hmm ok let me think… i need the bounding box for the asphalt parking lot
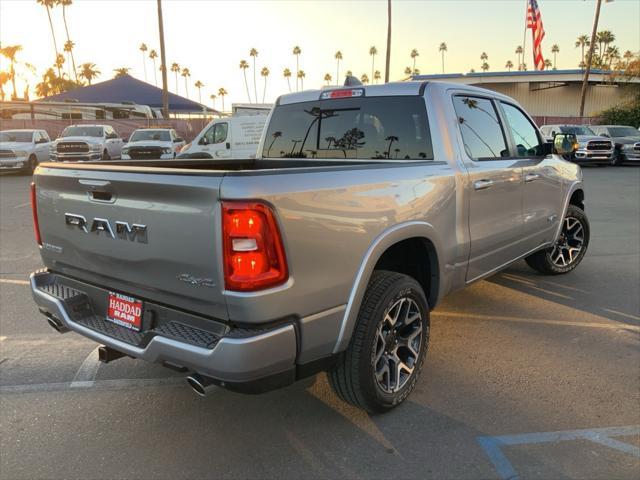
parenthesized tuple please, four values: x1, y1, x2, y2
(1, 166, 639, 479)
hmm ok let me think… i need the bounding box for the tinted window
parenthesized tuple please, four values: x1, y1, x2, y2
(453, 96, 508, 160)
(263, 96, 433, 160)
(560, 126, 595, 136)
(130, 130, 171, 142)
(61, 126, 103, 137)
(203, 123, 228, 144)
(607, 126, 639, 137)
(500, 103, 544, 156)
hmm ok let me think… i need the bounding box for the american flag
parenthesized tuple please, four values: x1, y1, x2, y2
(527, 0, 546, 70)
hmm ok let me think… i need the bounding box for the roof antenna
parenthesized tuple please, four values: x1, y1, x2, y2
(344, 75, 363, 87)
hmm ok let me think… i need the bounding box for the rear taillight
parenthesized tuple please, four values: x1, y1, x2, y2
(30, 182, 42, 246)
(222, 202, 288, 291)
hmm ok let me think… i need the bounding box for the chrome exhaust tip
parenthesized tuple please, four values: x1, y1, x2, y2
(46, 315, 69, 333)
(186, 374, 217, 397)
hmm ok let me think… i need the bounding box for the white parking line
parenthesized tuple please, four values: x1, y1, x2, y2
(13, 201, 30, 209)
(0, 278, 29, 285)
(601, 307, 640, 322)
(0, 377, 185, 395)
(434, 311, 640, 332)
(70, 346, 101, 388)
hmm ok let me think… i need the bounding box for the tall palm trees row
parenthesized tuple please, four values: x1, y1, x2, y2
(36, 0, 78, 80)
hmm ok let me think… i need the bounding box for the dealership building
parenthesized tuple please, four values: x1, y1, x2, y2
(413, 69, 639, 124)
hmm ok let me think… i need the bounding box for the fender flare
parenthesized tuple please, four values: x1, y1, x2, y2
(553, 180, 584, 242)
(332, 221, 443, 353)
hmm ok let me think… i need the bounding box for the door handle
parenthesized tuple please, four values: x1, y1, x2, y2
(525, 173, 541, 182)
(474, 179, 494, 191)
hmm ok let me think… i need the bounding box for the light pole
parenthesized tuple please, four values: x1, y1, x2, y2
(384, 0, 391, 83)
(157, 0, 169, 118)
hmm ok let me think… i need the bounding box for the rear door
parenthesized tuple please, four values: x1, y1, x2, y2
(498, 101, 562, 250)
(452, 94, 525, 282)
(35, 167, 227, 319)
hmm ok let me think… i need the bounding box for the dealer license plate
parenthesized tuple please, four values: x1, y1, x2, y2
(106, 292, 143, 331)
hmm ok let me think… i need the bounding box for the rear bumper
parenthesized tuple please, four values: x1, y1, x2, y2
(30, 270, 297, 384)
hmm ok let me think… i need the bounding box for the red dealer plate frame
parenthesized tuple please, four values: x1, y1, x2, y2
(106, 292, 143, 332)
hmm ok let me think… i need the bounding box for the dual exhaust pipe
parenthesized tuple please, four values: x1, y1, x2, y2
(186, 373, 217, 397)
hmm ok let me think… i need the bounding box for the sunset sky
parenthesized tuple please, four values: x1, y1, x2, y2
(1, 0, 638, 108)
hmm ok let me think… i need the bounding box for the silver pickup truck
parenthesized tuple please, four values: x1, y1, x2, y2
(29, 81, 589, 412)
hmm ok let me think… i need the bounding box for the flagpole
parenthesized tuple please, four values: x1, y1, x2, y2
(522, 0, 528, 70)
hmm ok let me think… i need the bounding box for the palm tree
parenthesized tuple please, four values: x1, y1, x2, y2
(334, 50, 342, 81)
(260, 67, 269, 103)
(209, 93, 217, 110)
(55, 53, 65, 77)
(606, 46, 620, 70)
(37, 0, 59, 64)
(505, 60, 514, 72)
(369, 46, 378, 80)
(267, 131, 282, 156)
(345, 70, 353, 77)
(113, 67, 130, 78)
(551, 44, 559, 69)
(181, 67, 191, 98)
(283, 68, 292, 92)
(597, 30, 615, 60)
(324, 73, 332, 85)
(374, 70, 381, 83)
(292, 45, 301, 91)
(413, 68, 420, 75)
(385, 135, 398, 158)
(575, 35, 590, 68)
(543, 58, 552, 70)
(297, 69, 305, 90)
(194, 80, 204, 103)
(249, 48, 258, 103)
(360, 73, 369, 84)
(63, 40, 74, 78)
(239, 59, 251, 102)
(623, 50, 633, 67)
(78, 62, 100, 84)
(410, 48, 419, 74)
(139, 43, 148, 81)
(149, 49, 158, 85)
(481, 62, 489, 72)
(439, 42, 447, 73)
(58, 0, 77, 81)
(0, 71, 10, 101)
(0, 44, 22, 99)
(170, 62, 180, 94)
(217, 87, 227, 112)
(404, 66, 412, 76)
(515, 45, 523, 70)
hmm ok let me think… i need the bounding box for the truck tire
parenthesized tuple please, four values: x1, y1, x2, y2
(328, 270, 429, 413)
(102, 150, 110, 160)
(525, 204, 589, 275)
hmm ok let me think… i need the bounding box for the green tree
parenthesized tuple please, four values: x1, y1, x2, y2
(139, 43, 148, 81)
(360, 73, 369, 84)
(515, 45, 523, 70)
(194, 79, 204, 103)
(239, 59, 251, 102)
(170, 62, 180, 94)
(551, 44, 559, 69)
(36, 0, 60, 65)
(481, 61, 489, 72)
(283, 68, 292, 92)
(334, 50, 342, 82)
(292, 45, 301, 91)
(410, 48, 419, 74)
(374, 70, 381, 83)
(181, 67, 190, 98)
(260, 66, 269, 103)
(113, 67, 130, 78)
(249, 48, 258, 103)
(36, 67, 81, 97)
(439, 42, 447, 73)
(324, 73, 332, 85)
(575, 34, 590, 68)
(505, 60, 514, 72)
(369, 46, 377, 81)
(217, 87, 227, 112)
(58, 0, 77, 81)
(78, 62, 100, 84)
(149, 49, 158, 85)
(544, 58, 552, 70)
(63, 40, 74, 78)
(404, 66, 412, 76)
(297, 69, 305, 90)
(0, 44, 22, 99)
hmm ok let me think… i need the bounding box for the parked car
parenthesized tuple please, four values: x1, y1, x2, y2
(591, 125, 640, 165)
(49, 124, 123, 162)
(179, 115, 267, 159)
(539, 124, 614, 166)
(30, 81, 588, 412)
(0, 129, 51, 174)
(121, 128, 185, 160)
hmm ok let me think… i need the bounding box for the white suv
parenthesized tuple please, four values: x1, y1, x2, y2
(50, 125, 123, 162)
(0, 129, 51, 174)
(121, 128, 185, 160)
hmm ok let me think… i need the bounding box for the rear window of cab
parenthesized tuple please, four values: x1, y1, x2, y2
(263, 96, 433, 160)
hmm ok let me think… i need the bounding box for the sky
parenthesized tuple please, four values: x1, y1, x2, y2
(1, 0, 639, 108)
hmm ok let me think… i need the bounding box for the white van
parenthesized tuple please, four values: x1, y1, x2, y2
(179, 115, 268, 159)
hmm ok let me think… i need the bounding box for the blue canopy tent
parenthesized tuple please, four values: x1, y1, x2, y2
(36, 75, 217, 115)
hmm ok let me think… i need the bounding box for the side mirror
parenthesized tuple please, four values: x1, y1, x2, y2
(198, 137, 209, 146)
(553, 133, 578, 155)
(122, 138, 129, 143)
(174, 137, 184, 143)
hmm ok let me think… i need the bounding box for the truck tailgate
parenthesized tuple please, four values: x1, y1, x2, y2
(34, 166, 227, 320)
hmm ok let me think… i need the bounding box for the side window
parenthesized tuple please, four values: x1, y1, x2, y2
(214, 123, 228, 143)
(500, 102, 544, 157)
(41, 131, 50, 142)
(453, 96, 509, 160)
